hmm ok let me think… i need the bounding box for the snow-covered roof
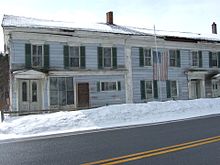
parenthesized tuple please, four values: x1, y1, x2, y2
(2, 14, 220, 42)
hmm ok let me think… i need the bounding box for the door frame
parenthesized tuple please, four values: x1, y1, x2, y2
(17, 79, 42, 111)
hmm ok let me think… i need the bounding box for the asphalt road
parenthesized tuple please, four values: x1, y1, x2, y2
(0, 115, 220, 165)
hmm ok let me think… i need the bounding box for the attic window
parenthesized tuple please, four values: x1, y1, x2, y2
(60, 29, 75, 33)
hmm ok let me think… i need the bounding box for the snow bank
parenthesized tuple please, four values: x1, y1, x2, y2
(0, 98, 220, 140)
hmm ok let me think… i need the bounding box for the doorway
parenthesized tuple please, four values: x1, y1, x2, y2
(77, 83, 90, 108)
(18, 79, 42, 111)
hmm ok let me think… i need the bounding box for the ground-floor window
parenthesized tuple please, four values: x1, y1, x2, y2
(140, 80, 158, 100)
(167, 80, 178, 98)
(50, 77, 74, 106)
(97, 81, 121, 92)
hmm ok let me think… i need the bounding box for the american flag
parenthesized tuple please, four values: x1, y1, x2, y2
(153, 50, 168, 81)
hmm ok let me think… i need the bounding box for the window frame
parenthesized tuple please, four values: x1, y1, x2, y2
(31, 44, 44, 68)
(211, 52, 218, 67)
(145, 80, 153, 99)
(192, 51, 199, 67)
(169, 49, 180, 67)
(144, 48, 152, 66)
(49, 77, 74, 106)
(69, 46, 81, 68)
(98, 81, 121, 92)
(103, 47, 113, 68)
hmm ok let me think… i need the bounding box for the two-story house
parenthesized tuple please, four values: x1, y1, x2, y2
(2, 12, 220, 112)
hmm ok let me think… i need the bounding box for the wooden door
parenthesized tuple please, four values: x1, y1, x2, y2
(77, 83, 89, 108)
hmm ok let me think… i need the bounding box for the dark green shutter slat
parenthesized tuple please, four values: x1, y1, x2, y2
(112, 47, 117, 69)
(80, 46, 86, 69)
(44, 44, 50, 69)
(166, 80, 171, 98)
(209, 52, 212, 68)
(153, 80, 158, 99)
(218, 52, 220, 68)
(140, 80, 146, 100)
(97, 82, 100, 92)
(177, 50, 181, 67)
(63, 45, 69, 69)
(139, 47, 144, 67)
(25, 44, 31, 69)
(117, 81, 121, 91)
(98, 47, 103, 69)
(199, 51, 202, 68)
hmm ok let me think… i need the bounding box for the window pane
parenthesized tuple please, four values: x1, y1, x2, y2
(38, 46, 42, 55)
(32, 45, 37, 55)
(50, 91, 58, 105)
(192, 52, 198, 66)
(212, 53, 218, 66)
(101, 82, 117, 91)
(50, 78, 57, 90)
(59, 78, 66, 91)
(59, 91, 66, 105)
(66, 77, 73, 91)
(22, 82, 27, 102)
(32, 82, 37, 102)
(171, 81, 177, 97)
(70, 58, 79, 67)
(145, 81, 153, 99)
(67, 91, 74, 104)
(144, 49, 151, 66)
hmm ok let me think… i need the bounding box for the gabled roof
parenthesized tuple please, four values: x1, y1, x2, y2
(2, 14, 220, 42)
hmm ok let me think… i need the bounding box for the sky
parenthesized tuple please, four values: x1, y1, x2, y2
(1, 0, 220, 52)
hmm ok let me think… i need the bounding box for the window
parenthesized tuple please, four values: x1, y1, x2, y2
(139, 48, 152, 66)
(69, 46, 80, 67)
(192, 51, 202, 67)
(63, 45, 85, 69)
(169, 50, 180, 67)
(98, 47, 117, 69)
(209, 52, 219, 67)
(104, 48, 112, 67)
(97, 81, 121, 92)
(145, 81, 153, 99)
(25, 44, 49, 69)
(167, 80, 178, 98)
(32, 45, 43, 67)
(140, 80, 158, 100)
(50, 77, 74, 106)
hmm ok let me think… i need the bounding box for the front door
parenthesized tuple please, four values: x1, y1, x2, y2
(77, 83, 89, 108)
(19, 80, 42, 111)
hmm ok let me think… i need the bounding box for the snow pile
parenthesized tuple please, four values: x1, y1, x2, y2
(0, 98, 220, 140)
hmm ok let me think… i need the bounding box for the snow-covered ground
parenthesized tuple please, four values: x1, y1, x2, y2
(0, 98, 220, 140)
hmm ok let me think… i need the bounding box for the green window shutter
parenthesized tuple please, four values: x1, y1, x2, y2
(177, 50, 181, 67)
(140, 80, 146, 100)
(139, 47, 144, 67)
(112, 47, 117, 69)
(80, 46, 86, 69)
(153, 80, 158, 99)
(63, 45, 69, 69)
(198, 51, 202, 68)
(117, 81, 121, 91)
(44, 44, 50, 69)
(25, 44, 31, 69)
(97, 82, 101, 92)
(218, 52, 220, 68)
(209, 52, 212, 68)
(166, 80, 171, 98)
(98, 47, 103, 69)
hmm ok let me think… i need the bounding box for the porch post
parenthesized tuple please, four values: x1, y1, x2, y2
(201, 79, 206, 98)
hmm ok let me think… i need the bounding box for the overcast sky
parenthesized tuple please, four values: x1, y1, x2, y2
(1, 0, 220, 52)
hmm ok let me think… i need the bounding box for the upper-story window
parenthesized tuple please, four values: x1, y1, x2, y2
(169, 49, 180, 67)
(192, 51, 202, 67)
(98, 47, 117, 69)
(209, 52, 220, 68)
(25, 44, 50, 69)
(139, 48, 152, 67)
(32, 45, 43, 67)
(63, 45, 85, 69)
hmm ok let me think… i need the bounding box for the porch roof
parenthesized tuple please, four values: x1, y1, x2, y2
(14, 70, 45, 79)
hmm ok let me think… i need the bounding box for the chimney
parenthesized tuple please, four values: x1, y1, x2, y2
(212, 22, 217, 34)
(106, 11, 113, 25)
